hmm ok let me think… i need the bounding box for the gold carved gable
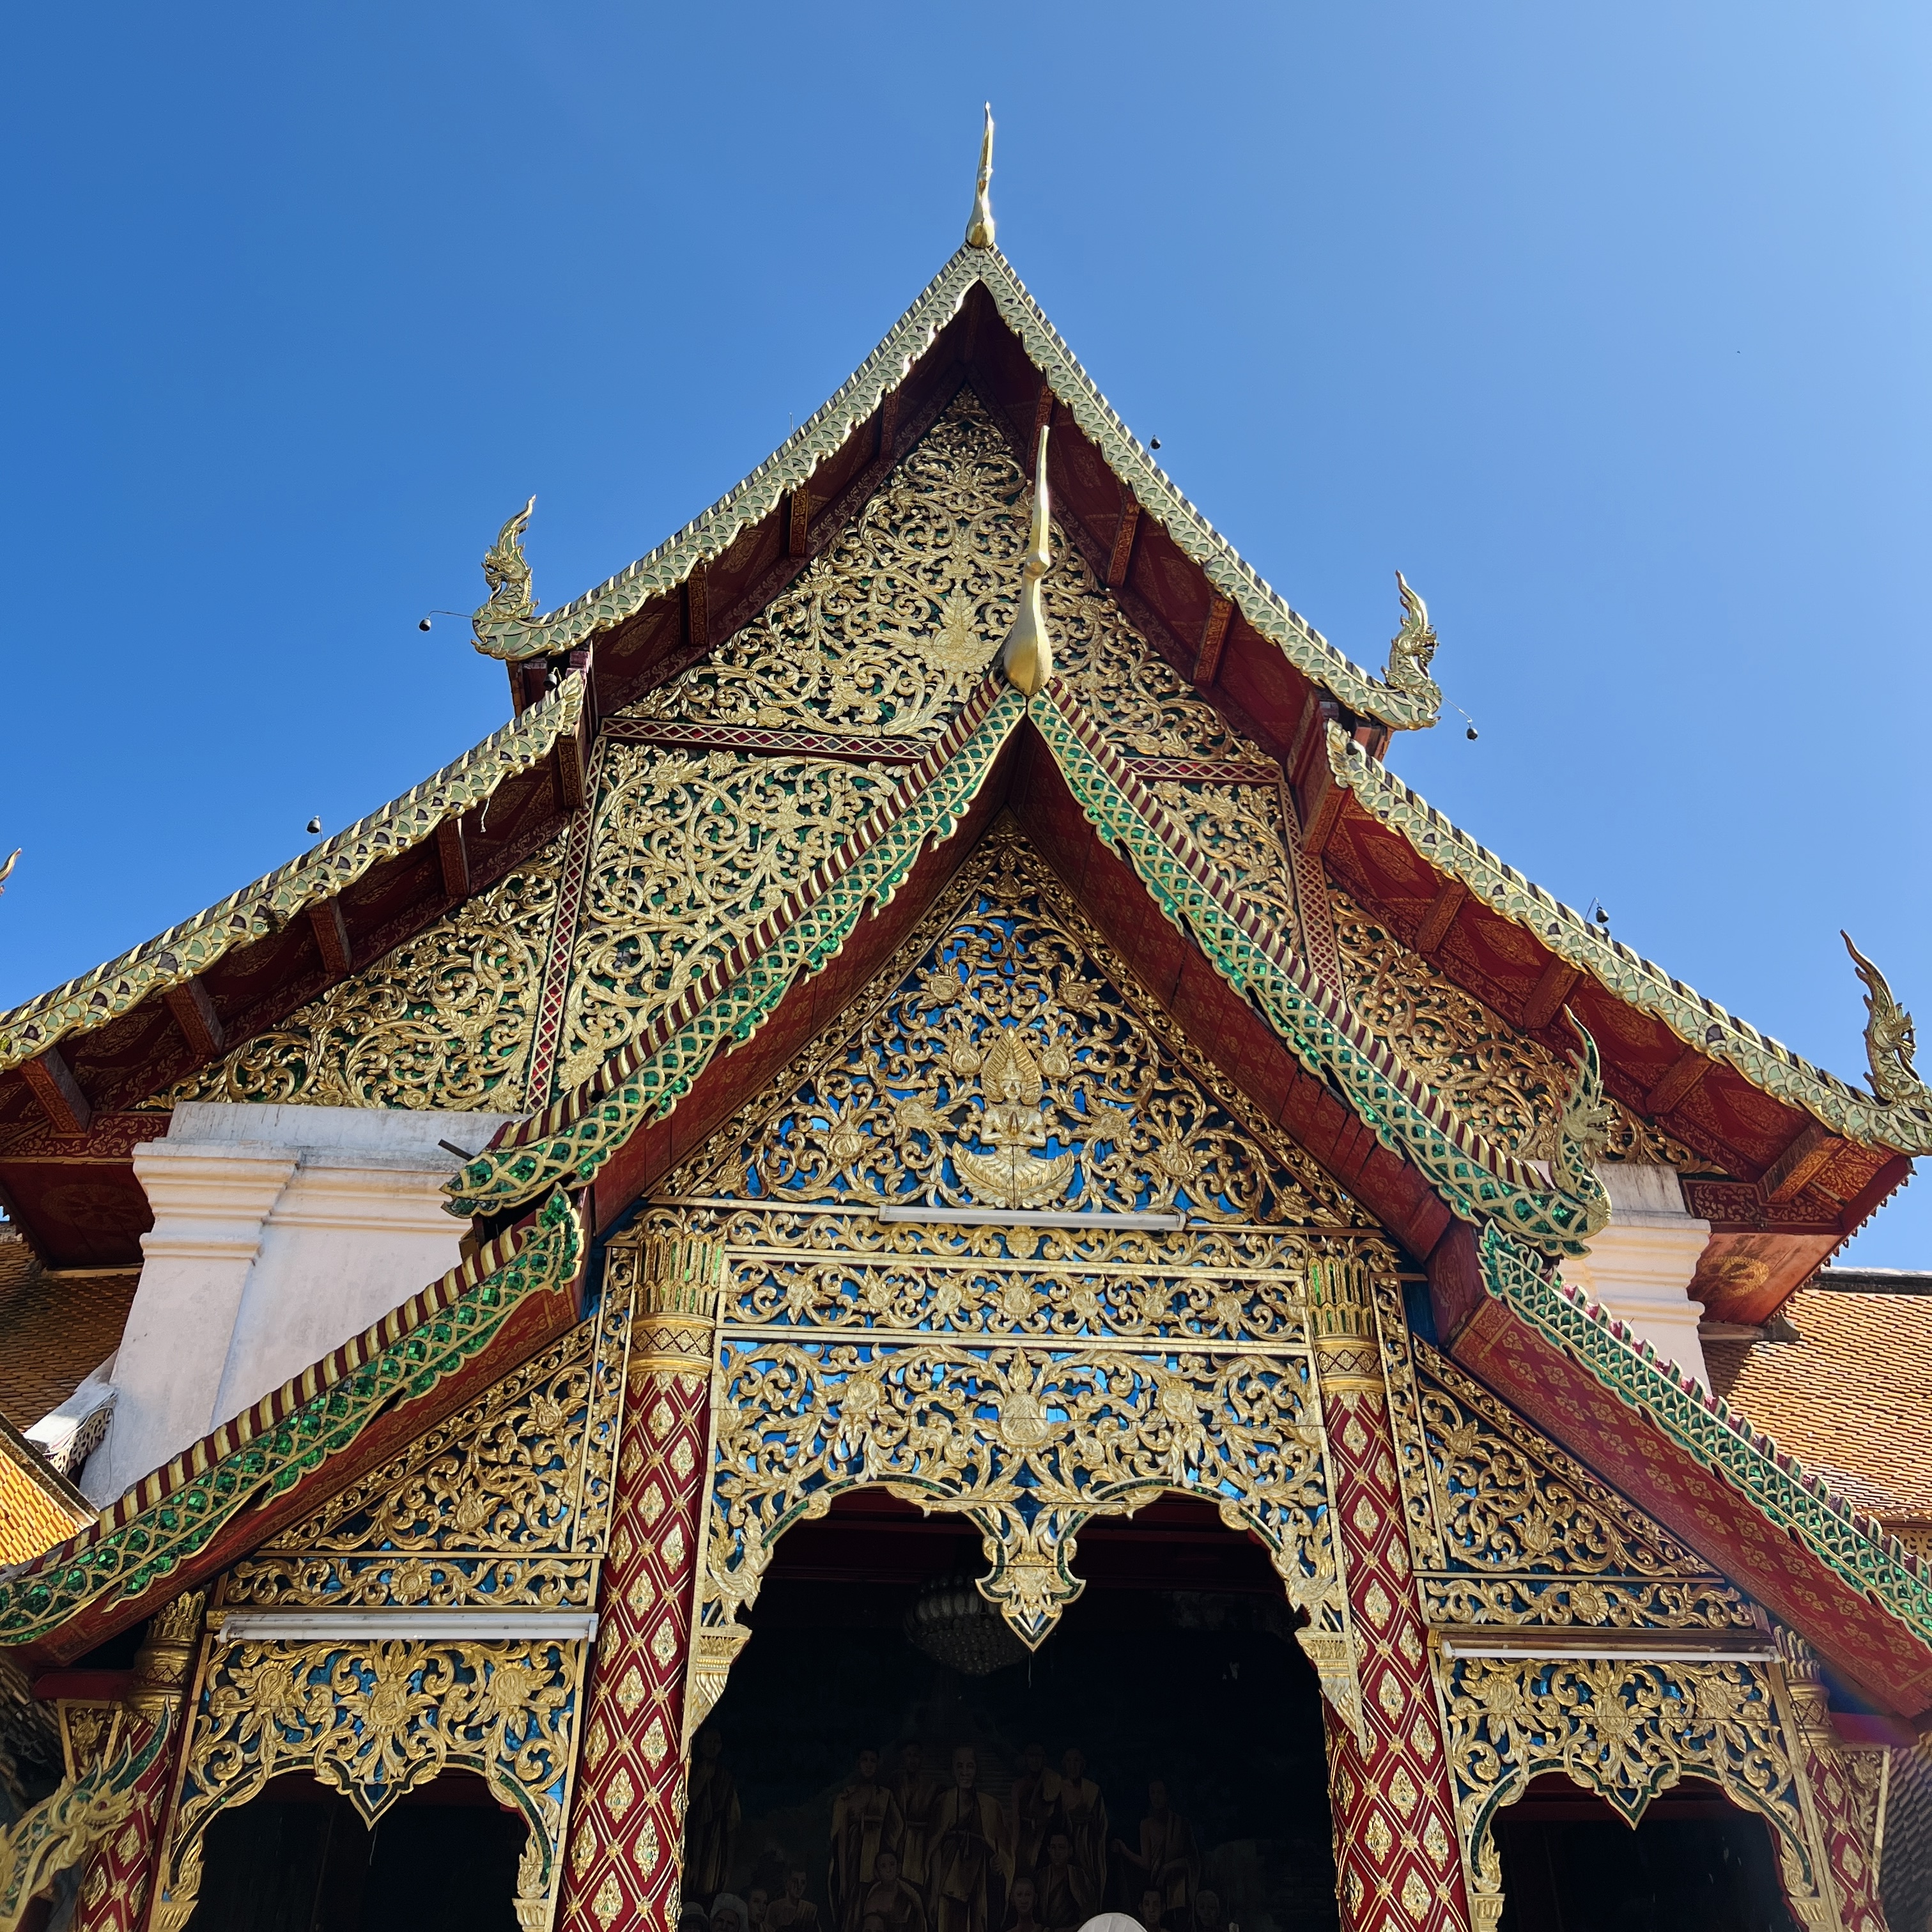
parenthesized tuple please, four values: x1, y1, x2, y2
(1407, 1338, 1758, 1632)
(1327, 886, 1711, 1170)
(222, 1310, 627, 1614)
(160, 834, 566, 1113)
(550, 747, 895, 1095)
(627, 385, 1260, 762)
(665, 821, 1367, 1228)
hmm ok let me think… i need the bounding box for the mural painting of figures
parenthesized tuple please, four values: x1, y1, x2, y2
(1052, 1749, 1109, 1910)
(688, 1729, 745, 1903)
(1035, 1829, 1095, 1932)
(1008, 1743, 1061, 1884)
(929, 1746, 1014, 1932)
(770, 1864, 823, 1931)
(1114, 1782, 1199, 1931)
(831, 1749, 906, 1931)
(1004, 1875, 1046, 1932)
(895, 1743, 943, 1892)
(862, 1848, 931, 1932)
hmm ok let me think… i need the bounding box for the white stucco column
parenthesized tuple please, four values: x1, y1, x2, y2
(91, 1102, 516, 1504)
(1557, 1164, 1713, 1386)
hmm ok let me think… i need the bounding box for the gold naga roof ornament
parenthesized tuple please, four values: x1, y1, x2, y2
(471, 496, 538, 648)
(965, 103, 996, 250)
(1842, 930, 1930, 1109)
(1000, 422, 1054, 694)
(0, 849, 17, 898)
(1384, 571, 1443, 723)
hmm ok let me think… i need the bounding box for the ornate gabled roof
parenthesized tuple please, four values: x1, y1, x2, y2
(1326, 725, 1932, 1157)
(0, 1414, 91, 1568)
(468, 245, 1438, 731)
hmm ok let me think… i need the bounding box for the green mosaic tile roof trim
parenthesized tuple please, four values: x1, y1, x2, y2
(0, 1189, 582, 1649)
(444, 685, 1028, 1218)
(1478, 1223, 1932, 1646)
(471, 247, 1428, 728)
(1327, 723, 1932, 1156)
(0, 676, 585, 1078)
(1035, 690, 1605, 1257)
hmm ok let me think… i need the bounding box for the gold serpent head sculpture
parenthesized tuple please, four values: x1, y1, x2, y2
(966, 104, 996, 249)
(1842, 930, 1926, 1106)
(1000, 423, 1054, 695)
(472, 495, 537, 641)
(1385, 571, 1443, 716)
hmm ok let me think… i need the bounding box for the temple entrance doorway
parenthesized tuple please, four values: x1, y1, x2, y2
(186, 1768, 527, 1931)
(684, 1491, 1341, 1932)
(1492, 1774, 1798, 1932)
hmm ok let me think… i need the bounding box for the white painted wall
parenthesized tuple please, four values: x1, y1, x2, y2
(1558, 1164, 1713, 1386)
(88, 1102, 514, 1505)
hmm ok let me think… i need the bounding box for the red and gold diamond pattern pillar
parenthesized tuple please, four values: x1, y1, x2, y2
(1782, 1637, 1889, 1932)
(1311, 1258, 1474, 1932)
(70, 1588, 205, 1932)
(559, 1234, 727, 1932)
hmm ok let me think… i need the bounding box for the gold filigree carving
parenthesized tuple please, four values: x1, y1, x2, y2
(631, 387, 1258, 766)
(1441, 1654, 1821, 1926)
(1328, 888, 1711, 1169)
(1412, 1343, 1756, 1627)
(702, 1338, 1351, 1688)
(157, 1637, 583, 1931)
(1150, 779, 1299, 942)
(632, 391, 1022, 737)
(667, 826, 1368, 1227)
(554, 748, 890, 1094)
(163, 837, 565, 1113)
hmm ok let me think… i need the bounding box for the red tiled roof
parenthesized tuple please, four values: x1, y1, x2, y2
(0, 1231, 135, 1431)
(1706, 1288, 1932, 1526)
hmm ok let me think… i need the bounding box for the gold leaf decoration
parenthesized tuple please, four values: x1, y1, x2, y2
(1327, 888, 1712, 1170)
(162, 837, 565, 1112)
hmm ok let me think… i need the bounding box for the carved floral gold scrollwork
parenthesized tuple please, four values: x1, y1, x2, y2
(1440, 1655, 1821, 1925)
(553, 747, 891, 1095)
(161, 837, 566, 1113)
(632, 385, 1258, 766)
(701, 1337, 1355, 1711)
(1149, 779, 1299, 942)
(1327, 888, 1712, 1170)
(635, 389, 1021, 737)
(1410, 1343, 1756, 1628)
(157, 1638, 583, 1931)
(267, 1323, 597, 1562)
(667, 829, 1368, 1226)
(223, 1554, 596, 1612)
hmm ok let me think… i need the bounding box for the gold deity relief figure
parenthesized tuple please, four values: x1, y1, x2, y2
(683, 831, 1363, 1230)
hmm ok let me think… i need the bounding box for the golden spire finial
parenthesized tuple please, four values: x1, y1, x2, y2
(966, 104, 996, 250)
(1001, 422, 1053, 694)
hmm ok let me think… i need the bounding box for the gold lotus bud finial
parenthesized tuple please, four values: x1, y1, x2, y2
(966, 104, 996, 250)
(1001, 421, 1054, 695)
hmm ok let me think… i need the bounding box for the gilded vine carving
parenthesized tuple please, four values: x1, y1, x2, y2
(163, 837, 565, 1113)
(667, 827, 1368, 1228)
(1328, 888, 1709, 1169)
(1439, 1653, 1822, 1926)
(1149, 778, 1299, 941)
(554, 748, 891, 1094)
(157, 1638, 583, 1930)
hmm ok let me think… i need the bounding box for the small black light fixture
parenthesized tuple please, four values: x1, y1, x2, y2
(419, 616, 433, 631)
(1149, 437, 1161, 451)
(307, 817, 322, 835)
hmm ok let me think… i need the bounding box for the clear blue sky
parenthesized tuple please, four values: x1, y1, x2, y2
(4, 4, 1928, 1261)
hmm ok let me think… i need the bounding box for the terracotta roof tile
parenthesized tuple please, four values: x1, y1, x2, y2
(1706, 1287, 1932, 1524)
(0, 1230, 135, 1432)
(0, 1414, 91, 1565)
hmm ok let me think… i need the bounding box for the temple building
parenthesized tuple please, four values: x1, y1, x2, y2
(3, 118, 1932, 1932)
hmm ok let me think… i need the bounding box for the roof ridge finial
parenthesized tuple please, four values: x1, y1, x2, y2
(1001, 422, 1053, 694)
(966, 104, 996, 250)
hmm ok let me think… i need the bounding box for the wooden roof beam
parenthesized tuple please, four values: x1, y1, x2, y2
(1761, 1122, 1844, 1203)
(1645, 1044, 1712, 1117)
(162, 978, 226, 1060)
(1193, 597, 1232, 692)
(20, 1047, 91, 1136)
(437, 817, 470, 901)
(309, 899, 353, 980)
(1413, 877, 1469, 956)
(1104, 493, 1140, 589)
(1521, 959, 1583, 1031)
